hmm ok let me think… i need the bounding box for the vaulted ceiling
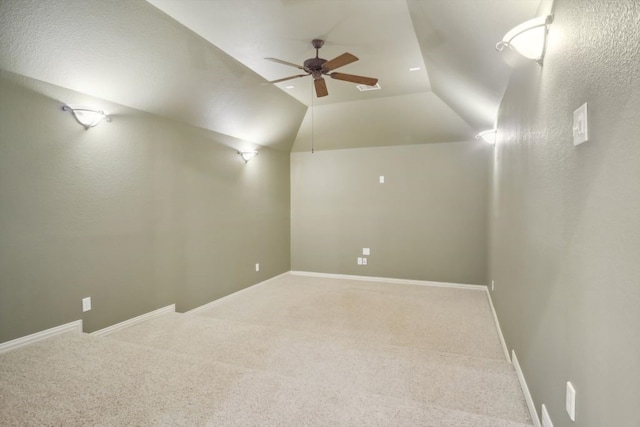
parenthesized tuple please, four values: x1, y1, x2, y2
(0, 0, 541, 152)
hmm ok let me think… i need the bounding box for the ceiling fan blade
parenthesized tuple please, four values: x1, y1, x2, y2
(330, 72, 378, 86)
(322, 52, 358, 72)
(269, 74, 308, 84)
(314, 78, 328, 97)
(265, 57, 306, 70)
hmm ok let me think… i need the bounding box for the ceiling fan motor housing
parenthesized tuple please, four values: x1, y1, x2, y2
(304, 57, 327, 77)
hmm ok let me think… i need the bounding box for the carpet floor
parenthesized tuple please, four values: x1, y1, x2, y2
(0, 273, 533, 426)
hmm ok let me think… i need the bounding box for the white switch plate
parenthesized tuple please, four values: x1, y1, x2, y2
(82, 297, 91, 312)
(255, 263, 260, 272)
(541, 404, 554, 427)
(357, 257, 363, 265)
(363, 248, 370, 256)
(362, 257, 367, 265)
(491, 280, 495, 292)
(566, 381, 576, 421)
(379, 176, 385, 184)
(573, 102, 589, 146)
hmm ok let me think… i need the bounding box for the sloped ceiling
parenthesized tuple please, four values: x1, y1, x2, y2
(0, 0, 541, 152)
(0, 0, 306, 151)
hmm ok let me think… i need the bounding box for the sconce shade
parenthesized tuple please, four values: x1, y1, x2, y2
(476, 129, 497, 144)
(496, 15, 553, 66)
(62, 105, 110, 129)
(238, 151, 258, 163)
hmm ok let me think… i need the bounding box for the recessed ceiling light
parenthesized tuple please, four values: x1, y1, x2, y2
(285, 85, 295, 89)
(409, 67, 421, 71)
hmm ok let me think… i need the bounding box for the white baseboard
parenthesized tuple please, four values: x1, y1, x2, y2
(512, 350, 541, 427)
(290, 271, 486, 291)
(0, 320, 83, 354)
(91, 304, 175, 337)
(185, 272, 290, 315)
(485, 289, 510, 362)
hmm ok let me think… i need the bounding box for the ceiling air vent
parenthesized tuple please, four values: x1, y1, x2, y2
(356, 83, 381, 92)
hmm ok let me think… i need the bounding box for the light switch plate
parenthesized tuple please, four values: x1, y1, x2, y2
(573, 103, 589, 146)
(379, 176, 385, 184)
(82, 297, 91, 312)
(566, 381, 576, 421)
(363, 248, 370, 256)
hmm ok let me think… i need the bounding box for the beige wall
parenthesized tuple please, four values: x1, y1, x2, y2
(291, 142, 491, 284)
(0, 73, 291, 343)
(490, 1, 640, 426)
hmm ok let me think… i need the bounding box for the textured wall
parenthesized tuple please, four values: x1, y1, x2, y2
(291, 142, 491, 284)
(490, 1, 640, 426)
(0, 73, 291, 342)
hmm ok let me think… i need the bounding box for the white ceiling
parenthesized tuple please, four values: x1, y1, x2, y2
(147, 0, 432, 106)
(0, 0, 541, 152)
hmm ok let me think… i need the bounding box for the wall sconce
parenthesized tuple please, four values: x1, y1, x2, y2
(62, 105, 111, 129)
(476, 129, 497, 144)
(238, 151, 258, 163)
(496, 15, 553, 66)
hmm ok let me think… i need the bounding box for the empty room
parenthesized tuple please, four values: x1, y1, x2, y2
(0, 1, 638, 426)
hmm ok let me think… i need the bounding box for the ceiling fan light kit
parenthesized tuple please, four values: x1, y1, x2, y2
(266, 39, 379, 98)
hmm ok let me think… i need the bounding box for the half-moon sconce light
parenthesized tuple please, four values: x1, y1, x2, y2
(476, 129, 497, 145)
(496, 15, 553, 66)
(238, 151, 258, 163)
(62, 105, 111, 129)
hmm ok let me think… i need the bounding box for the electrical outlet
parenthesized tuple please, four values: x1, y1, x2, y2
(566, 382, 576, 421)
(357, 257, 363, 265)
(541, 404, 554, 427)
(255, 263, 260, 272)
(82, 297, 91, 312)
(362, 257, 368, 265)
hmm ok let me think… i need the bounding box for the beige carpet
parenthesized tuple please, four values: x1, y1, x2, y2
(0, 273, 533, 426)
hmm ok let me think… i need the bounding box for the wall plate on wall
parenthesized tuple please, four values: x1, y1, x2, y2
(573, 102, 589, 146)
(566, 381, 576, 421)
(82, 297, 91, 312)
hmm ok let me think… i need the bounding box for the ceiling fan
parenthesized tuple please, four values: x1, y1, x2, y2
(265, 39, 378, 98)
